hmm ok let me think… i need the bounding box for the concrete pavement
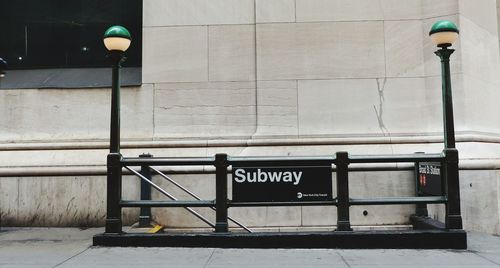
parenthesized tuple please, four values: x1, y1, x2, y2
(1, 227, 500, 267)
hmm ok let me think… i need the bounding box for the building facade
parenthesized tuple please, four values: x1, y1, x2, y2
(1, 0, 500, 234)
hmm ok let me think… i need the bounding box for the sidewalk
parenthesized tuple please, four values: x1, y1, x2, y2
(1, 227, 499, 267)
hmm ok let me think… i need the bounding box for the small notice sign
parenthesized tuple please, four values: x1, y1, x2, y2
(232, 165, 332, 202)
(417, 162, 442, 196)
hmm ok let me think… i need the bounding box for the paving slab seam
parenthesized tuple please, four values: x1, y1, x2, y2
(203, 248, 217, 268)
(472, 252, 500, 267)
(336, 251, 352, 268)
(52, 246, 91, 268)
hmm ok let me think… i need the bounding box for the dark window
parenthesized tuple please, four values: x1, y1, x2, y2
(0, 0, 142, 70)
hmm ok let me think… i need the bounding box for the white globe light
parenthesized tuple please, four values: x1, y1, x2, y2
(429, 20, 459, 47)
(430, 31, 459, 46)
(104, 37, 131, 52)
(103, 26, 132, 52)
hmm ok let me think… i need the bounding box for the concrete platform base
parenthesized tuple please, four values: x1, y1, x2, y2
(93, 229, 467, 249)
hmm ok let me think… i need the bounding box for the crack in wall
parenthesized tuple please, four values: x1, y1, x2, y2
(373, 77, 395, 155)
(373, 77, 389, 136)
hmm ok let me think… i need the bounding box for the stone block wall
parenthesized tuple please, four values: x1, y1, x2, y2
(141, 0, 433, 139)
(0, 0, 497, 142)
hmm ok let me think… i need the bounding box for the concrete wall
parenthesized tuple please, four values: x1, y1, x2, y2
(1, 0, 500, 234)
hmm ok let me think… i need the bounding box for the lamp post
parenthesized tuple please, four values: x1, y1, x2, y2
(429, 20, 462, 229)
(429, 20, 459, 149)
(103, 25, 131, 154)
(103, 25, 131, 233)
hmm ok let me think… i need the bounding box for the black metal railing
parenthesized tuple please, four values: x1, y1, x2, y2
(104, 148, 462, 234)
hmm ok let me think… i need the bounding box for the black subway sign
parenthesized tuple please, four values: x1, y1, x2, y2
(417, 162, 442, 196)
(232, 165, 332, 202)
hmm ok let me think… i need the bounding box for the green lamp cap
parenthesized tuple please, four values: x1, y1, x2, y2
(104, 26, 131, 40)
(429, 20, 459, 35)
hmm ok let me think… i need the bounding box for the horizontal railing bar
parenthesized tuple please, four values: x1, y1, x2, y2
(349, 153, 443, 163)
(229, 200, 338, 207)
(347, 166, 415, 172)
(121, 200, 214, 207)
(350, 196, 447, 205)
(229, 156, 335, 167)
(121, 157, 215, 166)
(120, 154, 441, 167)
(229, 155, 335, 162)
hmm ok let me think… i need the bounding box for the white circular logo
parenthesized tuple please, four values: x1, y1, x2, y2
(297, 192, 303, 199)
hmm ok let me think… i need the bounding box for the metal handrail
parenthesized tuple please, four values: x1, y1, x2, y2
(124, 166, 215, 228)
(229, 156, 334, 167)
(350, 196, 447, 205)
(122, 157, 214, 166)
(121, 200, 214, 207)
(228, 200, 338, 207)
(121, 154, 443, 166)
(349, 153, 443, 163)
(150, 167, 253, 233)
(229, 155, 336, 162)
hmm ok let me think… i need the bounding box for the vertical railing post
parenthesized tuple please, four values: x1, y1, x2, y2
(336, 151, 352, 231)
(444, 148, 463, 229)
(139, 153, 153, 227)
(215, 153, 229, 232)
